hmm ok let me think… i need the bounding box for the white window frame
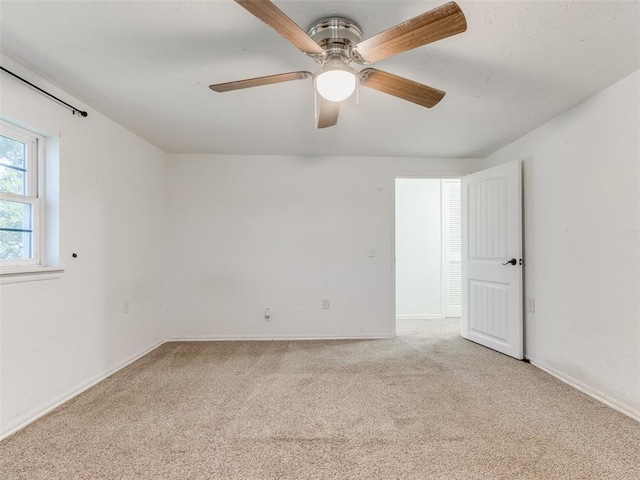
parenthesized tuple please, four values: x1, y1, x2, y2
(0, 120, 45, 270)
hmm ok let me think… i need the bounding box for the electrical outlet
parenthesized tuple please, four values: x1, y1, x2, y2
(322, 299, 330, 309)
(123, 298, 130, 314)
(527, 298, 535, 313)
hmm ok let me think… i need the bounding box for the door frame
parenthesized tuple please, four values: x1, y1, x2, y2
(392, 174, 464, 336)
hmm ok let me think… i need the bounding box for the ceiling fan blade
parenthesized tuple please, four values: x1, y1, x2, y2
(351, 1, 466, 64)
(359, 68, 445, 108)
(317, 97, 339, 129)
(234, 0, 326, 59)
(209, 71, 311, 92)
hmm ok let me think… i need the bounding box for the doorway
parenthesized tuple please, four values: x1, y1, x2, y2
(395, 178, 461, 332)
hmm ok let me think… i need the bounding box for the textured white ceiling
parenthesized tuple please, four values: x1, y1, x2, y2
(1, 1, 639, 157)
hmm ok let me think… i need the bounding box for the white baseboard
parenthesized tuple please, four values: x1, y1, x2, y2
(0, 338, 165, 441)
(530, 359, 640, 422)
(167, 333, 394, 342)
(396, 315, 442, 321)
(1, 334, 396, 440)
(13, 338, 635, 441)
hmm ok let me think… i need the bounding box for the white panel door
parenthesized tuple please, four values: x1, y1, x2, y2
(461, 161, 523, 359)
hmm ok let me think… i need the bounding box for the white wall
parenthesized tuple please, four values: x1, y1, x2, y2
(395, 179, 442, 318)
(483, 70, 640, 418)
(0, 56, 169, 437)
(166, 155, 477, 339)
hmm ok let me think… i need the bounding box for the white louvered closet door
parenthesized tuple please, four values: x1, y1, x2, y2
(442, 180, 461, 317)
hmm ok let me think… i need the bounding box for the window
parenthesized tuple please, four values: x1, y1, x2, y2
(0, 120, 44, 268)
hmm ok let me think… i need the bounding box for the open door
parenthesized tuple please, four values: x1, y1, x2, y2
(461, 161, 523, 359)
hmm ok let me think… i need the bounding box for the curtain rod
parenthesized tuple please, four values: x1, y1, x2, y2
(1, 66, 88, 117)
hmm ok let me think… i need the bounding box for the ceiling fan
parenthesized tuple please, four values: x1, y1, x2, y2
(209, 0, 467, 128)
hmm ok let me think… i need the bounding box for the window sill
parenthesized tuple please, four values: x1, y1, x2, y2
(0, 265, 65, 284)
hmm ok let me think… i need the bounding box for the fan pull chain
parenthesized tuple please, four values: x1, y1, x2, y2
(314, 89, 318, 125)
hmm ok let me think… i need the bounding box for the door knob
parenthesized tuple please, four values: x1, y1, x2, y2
(502, 258, 517, 266)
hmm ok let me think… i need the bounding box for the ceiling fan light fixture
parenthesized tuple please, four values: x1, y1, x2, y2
(314, 58, 357, 102)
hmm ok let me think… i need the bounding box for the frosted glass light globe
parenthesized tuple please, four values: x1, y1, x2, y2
(315, 67, 356, 102)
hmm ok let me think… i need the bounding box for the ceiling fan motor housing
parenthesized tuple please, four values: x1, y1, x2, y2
(307, 17, 364, 63)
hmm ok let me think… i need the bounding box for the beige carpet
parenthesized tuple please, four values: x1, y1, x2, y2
(1, 318, 639, 479)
